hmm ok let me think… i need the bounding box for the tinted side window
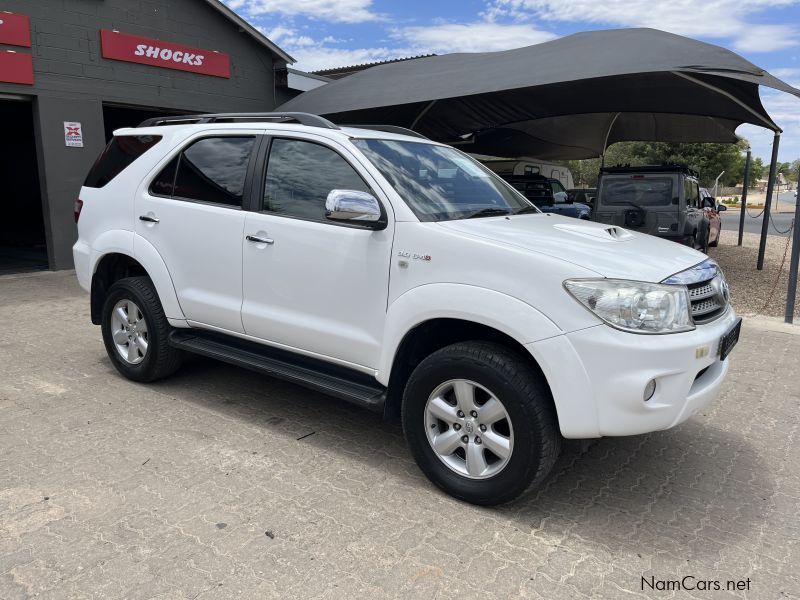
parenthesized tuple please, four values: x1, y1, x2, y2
(150, 156, 178, 197)
(263, 138, 369, 221)
(84, 135, 162, 188)
(685, 179, 700, 207)
(173, 137, 255, 207)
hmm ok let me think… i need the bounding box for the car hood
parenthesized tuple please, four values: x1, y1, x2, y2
(437, 214, 705, 281)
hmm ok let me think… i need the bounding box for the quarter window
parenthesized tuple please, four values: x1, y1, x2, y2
(84, 135, 162, 188)
(685, 179, 700, 207)
(263, 138, 370, 221)
(169, 136, 255, 207)
(149, 156, 178, 197)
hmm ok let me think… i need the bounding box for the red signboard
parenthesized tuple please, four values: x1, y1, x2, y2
(0, 11, 31, 47)
(0, 51, 33, 85)
(100, 30, 230, 79)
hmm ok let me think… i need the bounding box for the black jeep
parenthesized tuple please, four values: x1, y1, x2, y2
(592, 165, 712, 252)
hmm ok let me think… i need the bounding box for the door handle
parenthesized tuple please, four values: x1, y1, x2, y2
(246, 235, 274, 245)
(139, 215, 160, 223)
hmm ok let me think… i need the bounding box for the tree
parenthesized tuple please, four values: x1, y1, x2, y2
(789, 159, 800, 183)
(565, 141, 749, 188)
(749, 157, 765, 183)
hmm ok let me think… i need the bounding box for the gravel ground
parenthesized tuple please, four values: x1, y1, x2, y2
(710, 229, 798, 319)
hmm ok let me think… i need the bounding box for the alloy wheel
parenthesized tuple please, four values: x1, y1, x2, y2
(424, 379, 514, 479)
(110, 299, 149, 365)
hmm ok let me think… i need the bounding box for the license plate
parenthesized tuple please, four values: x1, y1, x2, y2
(718, 318, 742, 360)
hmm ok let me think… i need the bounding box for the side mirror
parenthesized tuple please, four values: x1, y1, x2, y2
(717, 203, 727, 212)
(325, 190, 385, 228)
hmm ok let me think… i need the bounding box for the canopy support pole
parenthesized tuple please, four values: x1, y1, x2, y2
(785, 164, 800, 323)
(599, 113, 621, 173)
(757, 132, 781, 270)
(602, 113, 621, 155)
(411, 100, 436, 130)
(738, 149, 751, 246)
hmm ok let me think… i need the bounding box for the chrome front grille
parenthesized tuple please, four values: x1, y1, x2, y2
(687, 275, 728, 323)
(663, 259, 730, 325)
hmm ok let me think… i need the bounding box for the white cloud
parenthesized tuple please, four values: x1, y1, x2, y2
(738, 86, 800, 161)
(293, 46, 403, 71)
(395, 22, 557, 53)
(267, 20, 558, 71)
(261, 24, 401, 70)
(489, 0, 800, 53)
(230, 0, 379, 23)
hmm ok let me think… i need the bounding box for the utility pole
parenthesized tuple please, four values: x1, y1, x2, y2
(785, 165, 800, 324)
(738, 149, 751, 246)
(757, 132, 781, 270)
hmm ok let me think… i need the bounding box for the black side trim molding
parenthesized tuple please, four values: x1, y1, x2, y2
(169, 330, 386, 411)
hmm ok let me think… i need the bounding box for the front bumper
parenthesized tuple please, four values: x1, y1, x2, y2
(526, 307, 738, 438)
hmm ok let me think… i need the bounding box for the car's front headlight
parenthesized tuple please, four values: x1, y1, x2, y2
(564, 279, 694, 334)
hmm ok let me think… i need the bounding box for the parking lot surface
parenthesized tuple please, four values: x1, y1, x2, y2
(1, 271, 799, 599)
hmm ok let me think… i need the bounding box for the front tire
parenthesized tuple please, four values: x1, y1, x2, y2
(402, 342, 561, 506)
(101, 277, 182, 382)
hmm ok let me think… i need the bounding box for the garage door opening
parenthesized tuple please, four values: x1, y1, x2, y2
(0, 99, 47, 274)
(103, 104, 185, 141)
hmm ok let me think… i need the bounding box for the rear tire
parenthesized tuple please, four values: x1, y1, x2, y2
(402, 342, 561, 506)
(699, 226, 710, 253)
(101, 276, 182, 382)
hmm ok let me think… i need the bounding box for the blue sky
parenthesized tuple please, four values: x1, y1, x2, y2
(224, 0, 800, 162)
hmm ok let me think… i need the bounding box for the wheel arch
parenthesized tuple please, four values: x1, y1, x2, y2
(91, 239, 184, 325)
(379, 284, 562, 420)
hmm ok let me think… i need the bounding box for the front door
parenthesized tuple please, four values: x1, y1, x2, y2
(135, 133, 259, 333)
(241, 136, 394, 369)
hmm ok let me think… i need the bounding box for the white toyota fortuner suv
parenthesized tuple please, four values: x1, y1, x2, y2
(73, 113, 740, 505)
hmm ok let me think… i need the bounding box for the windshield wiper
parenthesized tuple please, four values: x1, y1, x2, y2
(465, 207, 511, 219)
(612, 199, 645, 211)
(515, 205, 539, 214)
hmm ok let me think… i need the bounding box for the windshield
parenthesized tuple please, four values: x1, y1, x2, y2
(599, 176, 674, 207)
(352, 139, 535, 221)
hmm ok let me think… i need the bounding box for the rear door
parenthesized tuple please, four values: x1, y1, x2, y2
(135, 132, 261, 333)
(684, 178, 705, 238)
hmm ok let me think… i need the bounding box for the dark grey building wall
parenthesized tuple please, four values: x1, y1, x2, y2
(0, 0, 285, 269)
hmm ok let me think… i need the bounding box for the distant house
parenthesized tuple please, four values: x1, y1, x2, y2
(755, 173, 789, 192)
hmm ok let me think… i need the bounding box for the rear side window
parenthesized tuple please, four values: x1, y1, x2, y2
(150, 156, 178, 197)
(84, 135, 162, 188)
(172, 137, 255, 207)
(684, 179, 700, 207)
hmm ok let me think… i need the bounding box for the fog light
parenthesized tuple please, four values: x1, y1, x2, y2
(644, 379, 657, 402)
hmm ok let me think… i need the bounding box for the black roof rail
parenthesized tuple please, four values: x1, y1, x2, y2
(342, 124, 430, 140)
(137, 112, 340, 129)
(599, 164, 699, 178)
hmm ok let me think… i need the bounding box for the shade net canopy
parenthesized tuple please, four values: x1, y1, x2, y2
(279, 28, 800, 160)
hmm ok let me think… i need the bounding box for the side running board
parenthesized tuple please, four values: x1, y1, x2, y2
(169, 330, 386, 411)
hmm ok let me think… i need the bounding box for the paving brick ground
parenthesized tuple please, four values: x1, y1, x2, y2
(1, 271, 798, 599)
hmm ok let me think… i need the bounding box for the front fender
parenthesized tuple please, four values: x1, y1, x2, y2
(376, 283, 562, 385)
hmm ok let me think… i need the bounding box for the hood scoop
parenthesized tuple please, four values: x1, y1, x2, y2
(552, 222, 635, 242)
